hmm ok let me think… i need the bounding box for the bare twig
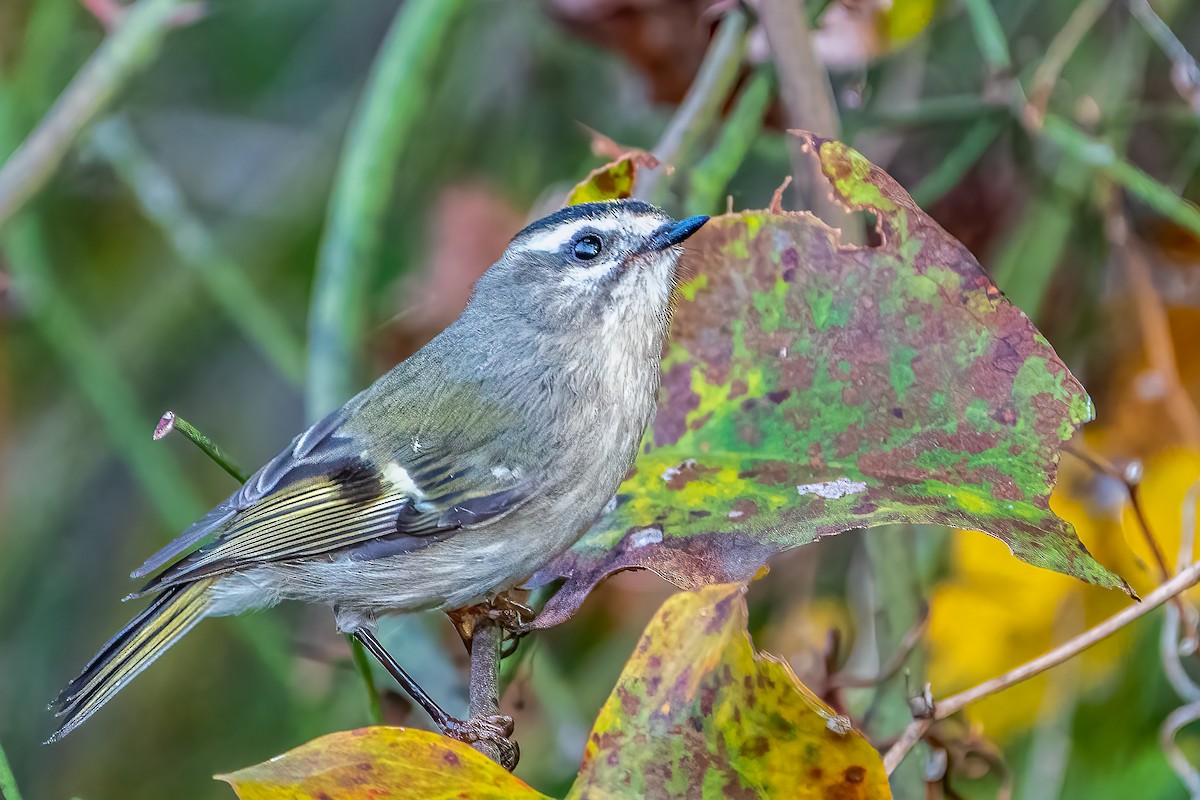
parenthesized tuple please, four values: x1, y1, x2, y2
(1160, 480, 1200, 795)
(1127, 0, 1200, 114)
(828, 606, 929, 690)
(884, 559, 1200, 774)
(638, 9, 748, 204)
(469, 623, 505, 765)
(758, 0, 853, 230)
(0, 0, 194, 230)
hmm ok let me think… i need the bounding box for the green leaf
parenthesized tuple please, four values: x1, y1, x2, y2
(218, 727, 549, 800)
(567, 583, 892, 800)
(532, 132, 1127, 627)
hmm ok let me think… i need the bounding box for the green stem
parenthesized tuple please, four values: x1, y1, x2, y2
(306, 0, 469, 419)
(961, 0, 1013, 72)
(637, 9, 749, 206)
(349, 636, 385, 725)
(0, 737, 23, 800)
(154, 411, 249, 483)
(89, 117, 306, 383)
(687, 68, 775, 214)
(0, 0, 192, 229)
(1040, 113, 1200, 239)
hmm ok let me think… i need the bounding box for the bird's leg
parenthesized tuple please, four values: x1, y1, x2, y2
(352, 629, 519, 770)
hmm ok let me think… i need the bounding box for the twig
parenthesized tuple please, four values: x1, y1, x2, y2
(828, 605, 929, 690)
(759, 0, 852, 230)
(637, 9, 748, 204)
(0, 737, 23, 800)
(0, 0, 194, 230)
(306, 0, 467, 419)
(469, 623, 504, 764)
(1161, 703, 1200, 797)
(89, 117, 306, 383)
(1160, 480, 1200, 794)
(153, 411, 248, 483)
(883, 558, 1200, 774)
(1127, 0, 1200, 114)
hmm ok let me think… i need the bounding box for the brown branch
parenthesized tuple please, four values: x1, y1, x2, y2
(468, 622, 505, 764)
(758, 0, 854, 235)
(883, 559, 1200, 774)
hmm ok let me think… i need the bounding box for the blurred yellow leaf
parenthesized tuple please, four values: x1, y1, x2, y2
(218, 727, 548, 800)
(569, 583, 891, 799)
(928, 447, 1200, 740)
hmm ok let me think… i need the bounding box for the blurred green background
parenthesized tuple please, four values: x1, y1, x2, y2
(2, 0, 1200, 798)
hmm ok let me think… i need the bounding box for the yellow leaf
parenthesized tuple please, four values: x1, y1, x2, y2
(568, 583, 891, 799)
(218, 727, 548, 800)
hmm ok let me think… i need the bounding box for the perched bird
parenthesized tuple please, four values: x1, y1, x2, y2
(50, 199, 708, 759)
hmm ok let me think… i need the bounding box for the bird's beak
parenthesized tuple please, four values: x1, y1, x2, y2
(640, 215, 710, 253)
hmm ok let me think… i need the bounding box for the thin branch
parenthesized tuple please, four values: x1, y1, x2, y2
(1127, 0, 1200, 114)
(469, 623, 504, 765)
(883, 559, 1200, 774)
(306, 0, 468, 419)
(686, 66, 774, 213)
(0, 0, 195, 230)
(0, 737, 23, 800)
(637, 9, 749, 204)
(759, 0, 852, 230)
(153, 411, 249, 483)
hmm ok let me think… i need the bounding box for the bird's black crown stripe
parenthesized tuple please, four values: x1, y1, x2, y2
(514, 199, 663, 242)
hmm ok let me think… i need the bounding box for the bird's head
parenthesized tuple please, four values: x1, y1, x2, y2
(468, 200, 708, 340)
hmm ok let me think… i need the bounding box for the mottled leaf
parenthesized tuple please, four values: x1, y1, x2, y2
(567, 151, 660, 205)
(567, 583, 891, 800)
(218, 727, 548, 800)
(532, 132, 1127, 627)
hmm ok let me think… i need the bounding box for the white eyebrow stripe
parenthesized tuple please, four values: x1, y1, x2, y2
(517, 216, 622, 253)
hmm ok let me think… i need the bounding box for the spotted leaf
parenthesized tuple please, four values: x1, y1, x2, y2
(567, 582, 891, 799)
(532, 132, 1127, 627)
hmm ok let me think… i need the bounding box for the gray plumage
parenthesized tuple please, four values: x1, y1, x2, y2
(50, 199, 707, 741)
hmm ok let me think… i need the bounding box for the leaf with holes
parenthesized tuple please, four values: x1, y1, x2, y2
(567, 582, 891, 799)
(218, 727, 549, 800)
(531, 132, 1127, 627)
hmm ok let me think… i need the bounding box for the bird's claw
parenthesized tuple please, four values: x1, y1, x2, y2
(443, 714, 519, 770)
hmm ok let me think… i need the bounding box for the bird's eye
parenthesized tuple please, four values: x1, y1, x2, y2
(573, 234, 603, 261)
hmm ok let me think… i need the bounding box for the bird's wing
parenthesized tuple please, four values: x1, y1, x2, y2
(132, 400, 537, 592)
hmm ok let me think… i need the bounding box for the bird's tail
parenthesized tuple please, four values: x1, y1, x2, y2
(48, 578, 214, 742)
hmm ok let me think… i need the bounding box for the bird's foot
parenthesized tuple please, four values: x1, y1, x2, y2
(442, 714, 520, 771)
(448, 592, 537, 649)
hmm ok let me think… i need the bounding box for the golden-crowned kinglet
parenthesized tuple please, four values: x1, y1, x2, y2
(50, 199, 708, 758)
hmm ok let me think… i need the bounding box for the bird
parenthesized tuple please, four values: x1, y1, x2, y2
(49, 198, 708, 761)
